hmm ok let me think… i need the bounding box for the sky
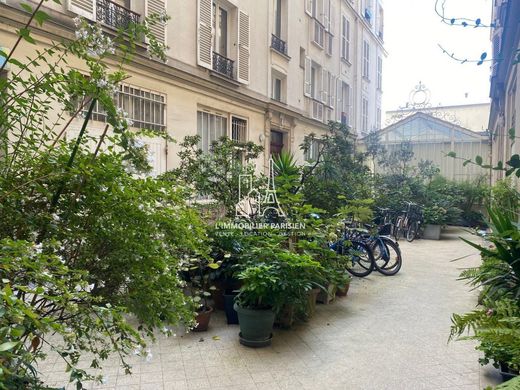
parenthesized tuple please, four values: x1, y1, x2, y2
(382, 0, 493, 113)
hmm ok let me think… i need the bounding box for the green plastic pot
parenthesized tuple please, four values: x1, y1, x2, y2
(234, 303, 275, 347)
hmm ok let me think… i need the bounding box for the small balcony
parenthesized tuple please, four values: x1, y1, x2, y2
(96, 0, 141, 30)
(212, 52, 234, 79)
(271, 34, 287, 56)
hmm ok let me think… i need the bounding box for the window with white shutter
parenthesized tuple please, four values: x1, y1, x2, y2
(363, 40, 370, 79)
(197, 0, 213, 69)
(304, 56, 312, 97)
(67, 0, 95, 20)
(341, 16, 350, 62)
(321, 69, 328, 103)
(305, 0, 313, 16)
(237, 10, 250, 84)
(146, 0, 166, 45)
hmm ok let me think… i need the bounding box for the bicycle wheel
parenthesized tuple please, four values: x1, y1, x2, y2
(371, 237, 402, 276)
(339, 240, 375, 277)
(406, 221, 418, 242)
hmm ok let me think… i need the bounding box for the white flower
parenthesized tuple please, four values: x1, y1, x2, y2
(33, 243, 43, 254)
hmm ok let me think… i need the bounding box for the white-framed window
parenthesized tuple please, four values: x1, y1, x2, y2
(377, 56, 383, 90)
(310, 61, 321, 100)
(118, 84, 167, 131)
(341, 81, 351, 125)
(212, 1, 230, 57)
(75, 82, 167, 131)
(197, 110, 227, 153)
(363, 40, 370, 79)
(362, 98, 369, 133)
(341, 16, 350, 62)
(271, 71, 286, 102)
(325, 32, 333, 56)
(304, 137, 321, 162)
(231, 116, 247, 142)
(313, 19, 324, 48)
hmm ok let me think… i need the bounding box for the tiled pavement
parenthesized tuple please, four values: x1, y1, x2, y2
(40, 227, 505, 389)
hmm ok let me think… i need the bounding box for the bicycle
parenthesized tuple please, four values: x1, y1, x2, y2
(394, 202, 422, 242)
(343, 221, 402, 276)
(329, 221, 376, 278)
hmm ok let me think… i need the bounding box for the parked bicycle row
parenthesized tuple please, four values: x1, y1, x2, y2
(375, 202, 424, 242)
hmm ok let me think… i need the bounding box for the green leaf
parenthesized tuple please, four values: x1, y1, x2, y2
(20, 3, 33, 13)
(475, 155, 483, 165)
(0, 341, 19, 352)
(207, 263, 220, 269)
(447, 151, 457, 158)
(34, 10, 50, 26)
(18, 28, 35, 44)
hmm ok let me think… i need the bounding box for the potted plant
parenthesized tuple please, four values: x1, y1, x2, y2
(422, 205, 445, 240)
(234, 264, 279, 347)
(181, 257, 220, 332)
(336, 272, 352, 297)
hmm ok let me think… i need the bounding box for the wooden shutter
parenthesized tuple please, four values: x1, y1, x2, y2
(329, 74, 335, 108)
(323, 0, 329, 30)
(317, 0, 324, 24)
(146, 0, 166, 44)
(336, 78, 342, 120)
(237, 10, 250, 84)
(197, 0, 213, 69)
(67, 0, 95, 20)
(331, 2, 336, 35)
(321, 69, 328, 103)
(304, 56, 312, 97)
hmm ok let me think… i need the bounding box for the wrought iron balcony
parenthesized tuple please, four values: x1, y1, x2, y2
(271, 34, 287, 55)
(97, 0, 140, 30)
(212, 52, 234, 79)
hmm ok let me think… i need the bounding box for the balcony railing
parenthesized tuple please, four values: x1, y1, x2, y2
(212, 52, 234, 79)
(271, 34, 287, 55)
(97, 0, 140, 30)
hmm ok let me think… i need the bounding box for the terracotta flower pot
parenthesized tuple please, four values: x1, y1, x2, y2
(193, 306, 213, 332)
(336, 283, 350, 297)
(317, 283, 337, 304)
(276, 304, 295, 329)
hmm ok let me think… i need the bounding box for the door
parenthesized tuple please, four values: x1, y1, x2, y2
(270, 130, 284, 156)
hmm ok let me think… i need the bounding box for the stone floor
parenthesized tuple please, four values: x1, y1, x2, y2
(40, 226, 506, 390)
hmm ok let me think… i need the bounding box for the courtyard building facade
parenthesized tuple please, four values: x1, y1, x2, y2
(0, 0, 386, 175)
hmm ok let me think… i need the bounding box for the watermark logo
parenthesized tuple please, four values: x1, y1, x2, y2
(235, 158, 285, 219)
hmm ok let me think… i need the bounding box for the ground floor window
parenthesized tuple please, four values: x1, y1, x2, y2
(197, 110, 227, 153)
(270, 130, 285, 156)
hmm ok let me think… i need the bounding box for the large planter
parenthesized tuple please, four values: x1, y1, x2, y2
(423, 224, 442, 240)
(210, 285, 225, 310)
(276, 304, 294, 329)
(306, 288, 320, 318)
(499, 361, 519, 381)
(336, 282, 350, 297)
(317, 283, 337, 305)
(234, 303, 275, 347)
(223, 289, 239, 324)
(193, 306, 213, 332)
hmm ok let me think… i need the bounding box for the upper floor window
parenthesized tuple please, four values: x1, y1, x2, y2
(362, 98, 369, 133)
(341, 16, 350, 62)
(363, 40, 370, 79)
(377, 56, 383, 90)
(197, 0, 250, 84)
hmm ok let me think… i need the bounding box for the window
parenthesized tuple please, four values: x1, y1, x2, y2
(376, 107, 382, 129)
(362, 98, 369, 133)
(272, 72, 286, 103)
(340, 81, 351, 125)
(377, 56, 383, 90)
(213, 2, 228, 56)
(313, 19, 324, 48)
(232, 116, 247, 142)
(197, 111, 227, 153)
(274, 0, 282, 37)
(341, 16, 350, 62)
(311, 63, 319, 99)
(304, 137, 321, 162)
(363, 40, 370, 79)
(377, 4, 384, 40)
(325, 32, 333, 56)
(74, 83, 167, 132)
(118, 85, 166, 131)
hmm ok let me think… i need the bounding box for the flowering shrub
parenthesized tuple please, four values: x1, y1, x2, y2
(0, 2, 198, 388)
